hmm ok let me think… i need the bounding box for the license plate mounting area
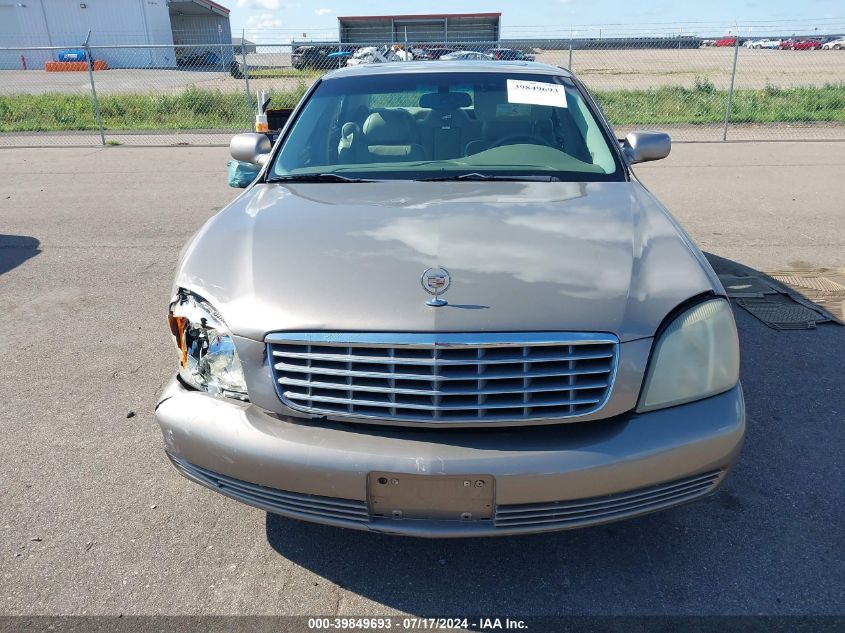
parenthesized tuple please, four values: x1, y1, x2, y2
(367, 472, 495, 522)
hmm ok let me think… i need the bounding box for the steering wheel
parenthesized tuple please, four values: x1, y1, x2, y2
(490, 134, 551, 149)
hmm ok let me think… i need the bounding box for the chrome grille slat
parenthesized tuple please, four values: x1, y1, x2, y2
(267, 332, 618, 424)
(278, 377, 610, 396)
(272, 350, 614, 365)
(283, 392, 603, 411)
(273, 363, 612, 382)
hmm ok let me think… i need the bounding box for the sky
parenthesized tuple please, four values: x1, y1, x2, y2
(228, 0, 845, 42)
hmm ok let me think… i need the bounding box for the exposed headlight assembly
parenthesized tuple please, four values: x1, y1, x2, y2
(167, 290, 248, 401)
(637, 298, 739, 412)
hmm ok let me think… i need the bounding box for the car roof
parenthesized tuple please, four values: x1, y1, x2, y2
(323, 60, 571, 80)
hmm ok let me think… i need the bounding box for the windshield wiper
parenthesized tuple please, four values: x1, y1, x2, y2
(266, 173, 376, 183)
(415, 172, 558, 182)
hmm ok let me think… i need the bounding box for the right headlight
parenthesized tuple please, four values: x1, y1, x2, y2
(167, 290, 248, 401)
(637, 298, 739, 412)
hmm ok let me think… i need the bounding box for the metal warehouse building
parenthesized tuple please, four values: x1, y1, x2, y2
(0, 0, 233, 69)
(338, 12, 501, 44)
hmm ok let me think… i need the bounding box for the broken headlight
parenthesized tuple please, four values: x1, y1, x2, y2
(167, 290, 248, 401)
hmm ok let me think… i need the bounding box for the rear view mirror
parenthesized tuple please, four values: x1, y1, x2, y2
(230, 133, 272, 166)
(622, 132, 671, 164)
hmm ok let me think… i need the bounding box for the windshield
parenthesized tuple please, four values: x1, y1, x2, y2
(270, 71, 623, 182)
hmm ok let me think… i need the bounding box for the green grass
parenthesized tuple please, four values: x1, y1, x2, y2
(0, 85, 308, 132)
(594, 80, 845, 125)
(1, 81, 843, 133)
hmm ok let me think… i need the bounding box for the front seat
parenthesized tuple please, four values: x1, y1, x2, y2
(361, 110, 424, 162)
(418, 91, 476, 160)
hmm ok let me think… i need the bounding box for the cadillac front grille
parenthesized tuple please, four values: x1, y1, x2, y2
(266, 332, 619, 424)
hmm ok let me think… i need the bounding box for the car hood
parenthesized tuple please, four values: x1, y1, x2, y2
(176, 180, 719, 342)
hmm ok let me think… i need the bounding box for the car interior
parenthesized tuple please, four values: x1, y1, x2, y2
(332, 90, 597, 165)
(274, 74, 619, 176)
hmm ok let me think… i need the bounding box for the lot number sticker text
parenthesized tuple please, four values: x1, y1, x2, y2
(506, 79, 568, 108)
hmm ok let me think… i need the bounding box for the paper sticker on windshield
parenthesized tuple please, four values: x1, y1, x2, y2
(506, 79, 568, 108)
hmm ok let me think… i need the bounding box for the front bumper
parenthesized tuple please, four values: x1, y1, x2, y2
(155, 378, 745, 537)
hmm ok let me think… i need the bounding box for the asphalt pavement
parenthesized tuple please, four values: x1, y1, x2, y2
(0, 142, 843, 616)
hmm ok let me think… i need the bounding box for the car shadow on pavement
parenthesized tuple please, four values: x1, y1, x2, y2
(265, 499, 730, 615)
(265, 253, 844, 616)
(0, 234, 40, 276)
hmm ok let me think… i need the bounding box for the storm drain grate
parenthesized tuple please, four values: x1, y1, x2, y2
(734, 297, 830, 330)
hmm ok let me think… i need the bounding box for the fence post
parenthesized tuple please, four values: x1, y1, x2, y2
(722, 37, 740, 141)
(83, 31, 106, 146)
(241, 32, 252, 129)
(568, 36, 573, 69)
(217, 24, 226, 72)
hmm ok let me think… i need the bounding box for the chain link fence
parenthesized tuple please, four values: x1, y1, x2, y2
(1, 36, 844, 147)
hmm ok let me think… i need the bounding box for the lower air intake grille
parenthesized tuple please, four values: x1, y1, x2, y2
(495, 470, 723, 529)
(169, 455, 370, 525)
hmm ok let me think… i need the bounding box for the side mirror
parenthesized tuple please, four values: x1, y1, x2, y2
(622, 132, 671, 164)
(230, 133, 272, 166)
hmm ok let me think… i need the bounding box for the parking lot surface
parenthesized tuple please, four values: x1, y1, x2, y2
(1, 142, 843, 615)
(4, 48, 844, 97)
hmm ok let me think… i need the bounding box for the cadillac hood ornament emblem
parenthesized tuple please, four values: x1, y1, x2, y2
(421, 267, 452, 307)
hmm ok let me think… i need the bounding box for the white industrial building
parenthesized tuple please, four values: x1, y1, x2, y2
(0, 0, 233, 69)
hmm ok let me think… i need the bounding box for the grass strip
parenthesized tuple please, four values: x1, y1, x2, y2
(595, 80, 845, 125)
(1, 81, 843, 132)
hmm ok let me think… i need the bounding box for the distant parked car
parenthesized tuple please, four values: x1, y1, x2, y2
(713, 37, 737, 47)
(346, 46, 388, 67)
(793, 39, 823, 50)
(439, 50, 492, 61)
(292, 45, 351, 70)
(779, 38, 823, 50)
(177, 50, 222, 67)
(412, 48, 457, 60)
(744, 39, 780, 49)
(485, 47, 535, 61)
(822, 37, 845, 50)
